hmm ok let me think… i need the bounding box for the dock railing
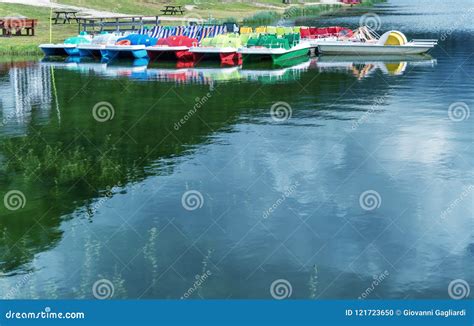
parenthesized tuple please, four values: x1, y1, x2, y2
(77, 16, 161, 34)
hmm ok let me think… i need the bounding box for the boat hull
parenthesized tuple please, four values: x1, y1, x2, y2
(78, 48, 103, 58)
(242, 48, 309, 64)
(105, 46, 148, 60)
(77, 44, 106, 58)
(147, 48, 194, 62)
(39, 44, 74, 56)
(191, 47, 242, 65)
(192, 52, 241, 66)
(64, 47, 81, 56)
(317, 43, 433, 55)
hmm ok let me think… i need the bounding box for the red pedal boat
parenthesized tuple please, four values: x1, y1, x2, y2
(146, 35, 197, 62)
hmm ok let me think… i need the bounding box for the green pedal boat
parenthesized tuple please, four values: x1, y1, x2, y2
(238, 33, 311, 64)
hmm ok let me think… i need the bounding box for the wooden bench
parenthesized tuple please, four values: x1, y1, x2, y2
(52, 10, 79, 24)
(0, 18, 37, 36)
(160, 6, 185, 15)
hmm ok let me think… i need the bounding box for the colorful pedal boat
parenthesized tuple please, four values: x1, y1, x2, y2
(239, 34, 311, 64)
(189, 34, 243, 65)
(78, 34, 120, 58)
(104, 44, 148, 59)
(146, 35, 197, 62)
(39, 43, 77, 56)
(315, 28, 437, 55)
(39, 35, 91, 57)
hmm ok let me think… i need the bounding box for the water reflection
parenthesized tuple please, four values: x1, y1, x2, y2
(317, 55, 436, 79)
(0, 2, 472, 298)
(0, 62, 53, 136)
(37, 54, 436, 87)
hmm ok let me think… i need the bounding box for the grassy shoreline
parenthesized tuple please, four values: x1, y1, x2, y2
(0, 0, 384, 55)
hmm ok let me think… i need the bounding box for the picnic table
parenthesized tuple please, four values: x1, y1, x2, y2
(160, 6, 185, 15)
(0, 18, 37, 36)
(52, 10, 79, 24)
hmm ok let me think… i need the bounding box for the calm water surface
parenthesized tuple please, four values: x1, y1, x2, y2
(0, 0, 473, 299)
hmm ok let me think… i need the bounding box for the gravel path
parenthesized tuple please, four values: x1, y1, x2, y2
(0, 0, 128, 16)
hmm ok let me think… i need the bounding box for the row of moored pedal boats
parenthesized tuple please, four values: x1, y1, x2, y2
(40, 24, 438, 65)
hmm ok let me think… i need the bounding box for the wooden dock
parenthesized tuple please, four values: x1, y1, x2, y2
(78, 15, 205, 34)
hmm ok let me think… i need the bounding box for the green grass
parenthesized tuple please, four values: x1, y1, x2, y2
(0, 3, 77, 55)
(0, 1, 385, 54)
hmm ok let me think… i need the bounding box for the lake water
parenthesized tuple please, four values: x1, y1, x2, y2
(0, 0, 472, 299)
